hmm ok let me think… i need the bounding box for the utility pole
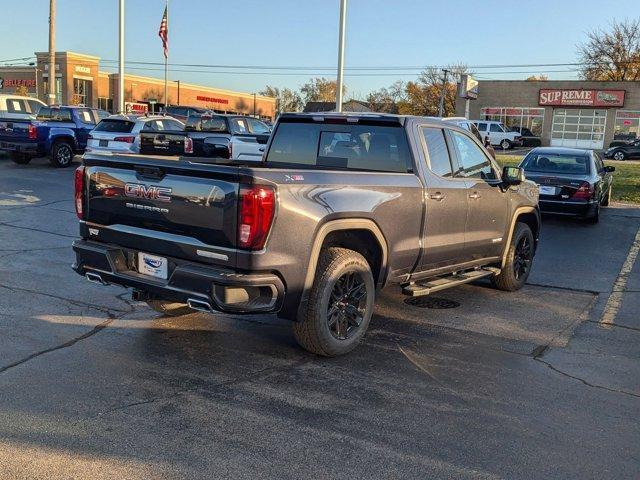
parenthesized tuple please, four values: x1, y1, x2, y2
(438, 69, 450, 117)
(47, 0, 56, 105)
(335, 0, 347, 112)
(175, 80, 180, 105)
(118, 0, 125, 113)
(253, 93, 256, 117)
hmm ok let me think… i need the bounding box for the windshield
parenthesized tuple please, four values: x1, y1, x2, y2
(93, 119, 135, 133)
(520, 153, 590, 175)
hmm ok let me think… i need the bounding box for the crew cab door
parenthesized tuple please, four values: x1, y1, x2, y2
(447, 129, 508, 261)
(73, 108, 98, 149)
(415, 125, 469, 270)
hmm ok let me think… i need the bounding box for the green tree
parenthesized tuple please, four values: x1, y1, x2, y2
(397, 65, 468, 117)
(299, 77, 346, 104)
(578, 19, 640, 81)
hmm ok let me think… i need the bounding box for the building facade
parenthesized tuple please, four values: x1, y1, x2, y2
(0, 51, 276, 119)
(456, 80, 640, 149)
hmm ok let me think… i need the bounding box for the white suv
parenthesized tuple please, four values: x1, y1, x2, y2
(473, 121, 522, 149)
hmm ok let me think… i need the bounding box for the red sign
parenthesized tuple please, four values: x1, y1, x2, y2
(539, 89, 625, 107)
(125, 102, 149, 114)
(196, 95, 229, 105)
(0, 78, 36, 89)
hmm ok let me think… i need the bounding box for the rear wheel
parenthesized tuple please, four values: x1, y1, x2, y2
(612, 150, 626, 161)
(500, 139, 512, 150)
(586, 202, 600, 224)
(10, 153, 31, 165)
(293, 247, 375, 357)
(146, 300, 192, 317)
(492, 222, 534, 291)
(50, 141, 74, 168)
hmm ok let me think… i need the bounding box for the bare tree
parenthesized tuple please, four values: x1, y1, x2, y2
(525, 74, 549, 81)
(299, 77, 346, 104)
(366, 81, 407, 113)
(260, 85, 303, 114)
(578, 19, 640, 81)
(399, 64, 469, 116)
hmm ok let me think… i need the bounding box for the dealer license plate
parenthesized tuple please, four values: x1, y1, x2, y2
(99, 139, 108, 147)
(539, 186, 557, 196)
(138, 252, 168, 279)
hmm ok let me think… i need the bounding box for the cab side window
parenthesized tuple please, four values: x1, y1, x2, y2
(489, 124, 503, 133)
(476, 122, 488, 132)
(450, 130, 498, 180)
(420, 127, 454, 177)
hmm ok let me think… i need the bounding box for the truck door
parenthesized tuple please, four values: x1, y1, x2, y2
(416, 125, 469, 271)
(447, 129, 508, 261)
(229, 118, 269, 161)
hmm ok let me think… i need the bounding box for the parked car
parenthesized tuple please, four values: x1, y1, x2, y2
(510, 126, 541, 148)
(473, 121, 522, 149)
(73, 113, 540, 356)
(87, 115, 184, 154)
(443, 117, 483, 143)
(163, 105, 209, 123)
(0, 105, 101, 167)
(604, 139, 640, 161)
(0, 94, 45, 120)
(519, 147, 614, 223)
(139, 113, 271, 161)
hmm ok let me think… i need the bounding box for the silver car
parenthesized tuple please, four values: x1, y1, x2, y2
(87, 115, 184, 154)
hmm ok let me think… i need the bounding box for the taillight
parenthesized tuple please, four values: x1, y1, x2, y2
(113, 136, 135, 143)
(74, 166, 85, 220)
(238, 185, 275, 250)
(572, 181, 594, 200)
(27, 124, 37, 140)
(184, 136, 193, 154)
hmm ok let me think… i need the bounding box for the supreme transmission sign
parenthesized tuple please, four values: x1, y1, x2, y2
(539, 89, 625, 107)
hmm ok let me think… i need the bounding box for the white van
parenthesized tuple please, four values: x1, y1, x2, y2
(0, 94, 46, 120)
(473, 120, 522, 149)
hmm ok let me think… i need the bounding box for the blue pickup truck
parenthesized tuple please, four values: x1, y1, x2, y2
(0, 106, 103, 167)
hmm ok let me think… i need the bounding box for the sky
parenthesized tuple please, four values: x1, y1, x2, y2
(1, 0, 638, 98)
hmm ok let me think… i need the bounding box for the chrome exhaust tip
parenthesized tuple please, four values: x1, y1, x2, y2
(187, 298, 215, 313)
(86, 272, 108, 285)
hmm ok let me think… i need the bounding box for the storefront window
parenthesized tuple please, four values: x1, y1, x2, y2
(98, 97, 113, 113)
(42, 77, 62, 104)
(481, 107, 544, 136)
(614, 110, 640, 141)
(73, 78, 92, 106)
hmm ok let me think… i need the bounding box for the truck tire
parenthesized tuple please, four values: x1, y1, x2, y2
(146, 300, 192, 317)
(10, 153, 31, 165)
(500, 139, 512, 150)
(491, 222, 533, 292)
(293, 247, 375, 357)
(50, 141, 74, 168)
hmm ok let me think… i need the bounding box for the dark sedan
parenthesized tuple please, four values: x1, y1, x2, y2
(519, 147, 615, 224)
(604, 139, 640, 161)
(510, 127, 542, 147)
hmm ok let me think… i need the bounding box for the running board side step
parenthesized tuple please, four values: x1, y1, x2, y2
(402, 268, 498, 297)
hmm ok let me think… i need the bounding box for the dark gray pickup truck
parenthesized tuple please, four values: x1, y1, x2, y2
(72, 113, 540, 356)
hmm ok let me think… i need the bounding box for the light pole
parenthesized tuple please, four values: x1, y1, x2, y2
(48, 0, 56, 105)
(175, 80, 180, 105)
(335, 0, 347, 112)
(118, 0, 125, 113)
(253, 93, 256, 117)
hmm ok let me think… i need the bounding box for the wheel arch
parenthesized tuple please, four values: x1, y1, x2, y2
(501, 207, 540, 268)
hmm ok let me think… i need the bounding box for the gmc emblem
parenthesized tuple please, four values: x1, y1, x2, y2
(124, 183, 172, 203)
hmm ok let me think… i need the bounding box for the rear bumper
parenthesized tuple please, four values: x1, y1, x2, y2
(72, 239, 285, 314)
(0, 140, 40, 156)
(539, 199, 598, 217)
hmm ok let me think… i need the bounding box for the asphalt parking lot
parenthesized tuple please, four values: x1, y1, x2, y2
(1, 156, 639, 479)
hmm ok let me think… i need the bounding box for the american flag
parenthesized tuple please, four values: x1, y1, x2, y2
(158, 6, 168, 58)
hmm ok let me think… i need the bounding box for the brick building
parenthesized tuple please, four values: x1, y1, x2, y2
(455, 80, 640, 149)
(0, 51, 276, 120)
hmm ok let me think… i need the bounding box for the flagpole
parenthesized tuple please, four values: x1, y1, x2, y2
(164, 0, 168, 109)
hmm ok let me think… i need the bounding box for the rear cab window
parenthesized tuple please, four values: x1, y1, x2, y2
(6, 99, 27, 114)
(93, 119, 135, 133)
(76, 108, 97, 124)
(265, 119, 412, 173)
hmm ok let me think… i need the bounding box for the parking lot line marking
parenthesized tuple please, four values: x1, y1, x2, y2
(600, 226, 640, 328)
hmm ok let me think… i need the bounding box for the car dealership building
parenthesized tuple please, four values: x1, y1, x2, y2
(0, 51, 276, 119)
(456, 80, 640, 149)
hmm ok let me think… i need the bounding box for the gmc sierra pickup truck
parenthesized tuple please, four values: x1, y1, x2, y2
(139, 113, 271, 161)
(72, 113, 540, 356)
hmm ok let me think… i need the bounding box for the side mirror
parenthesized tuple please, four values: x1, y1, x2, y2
(604, 165, 616, 173)
(502, 165, 525, 186)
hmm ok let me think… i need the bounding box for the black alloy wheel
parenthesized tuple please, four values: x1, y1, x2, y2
(513, 235, 533, 281)
(327, 271, 368, 340)
(51, 142, 73, 167)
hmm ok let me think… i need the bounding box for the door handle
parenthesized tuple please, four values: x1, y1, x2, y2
(469, 192, 481, 199)
(258, 147, 265, 152)
(429, 192, 446, 201)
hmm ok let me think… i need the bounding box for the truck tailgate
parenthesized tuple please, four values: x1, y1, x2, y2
(82, 154, 240, 266)
(0, 119, 31, 145)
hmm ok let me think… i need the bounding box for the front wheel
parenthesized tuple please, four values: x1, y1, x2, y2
(293, 247, 375, 357)
(50, 141, 74, 168)
(500, 139, 512, 150)
(612, 150, 626, 161)
(492, 222, 534, 291)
